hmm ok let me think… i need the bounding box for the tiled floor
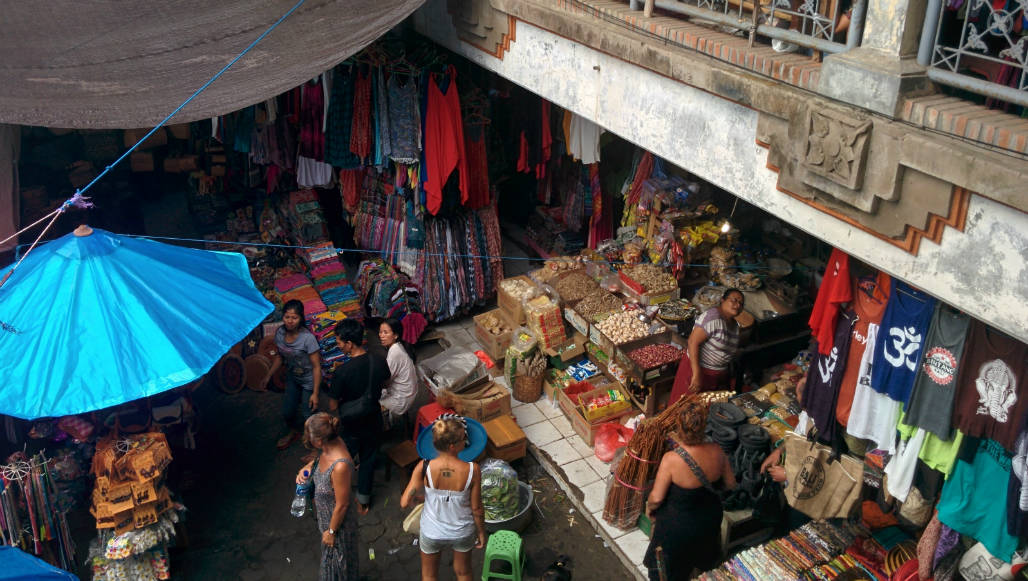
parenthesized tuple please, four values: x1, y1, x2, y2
(435, 320, 648, 580)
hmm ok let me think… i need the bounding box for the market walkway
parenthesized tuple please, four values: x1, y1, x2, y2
(133, 321, 634, 581)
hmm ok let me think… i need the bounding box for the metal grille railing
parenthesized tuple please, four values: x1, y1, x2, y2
(629, 0, 864, 54)
(918, 0, 1028, 106)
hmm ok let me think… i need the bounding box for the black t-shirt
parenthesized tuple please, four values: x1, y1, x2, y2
(328, 352, 391, 430)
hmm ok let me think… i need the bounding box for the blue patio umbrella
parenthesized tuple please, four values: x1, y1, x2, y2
(0, 226, 273, 419)
(0, 546, 79, 580)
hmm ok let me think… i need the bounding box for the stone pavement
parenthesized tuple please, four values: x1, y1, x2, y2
(99, 317, 633, 580)
(433, 318, 650, 581)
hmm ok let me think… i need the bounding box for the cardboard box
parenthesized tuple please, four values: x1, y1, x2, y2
(483, 415, 527, 462)
(498, 275, 536, 325)
(543, 332, 587, 369)
(559, 397, 634, 447)
(453, 381, 511, 422)
(473, 309, 513, 363)
(564, 306, 590, 339)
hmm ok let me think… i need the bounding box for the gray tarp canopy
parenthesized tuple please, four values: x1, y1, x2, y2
(0, 0, 425, 129)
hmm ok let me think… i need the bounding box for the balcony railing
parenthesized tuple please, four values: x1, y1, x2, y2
(631, 0, 866, 54)
(917, 0, 1028, 107)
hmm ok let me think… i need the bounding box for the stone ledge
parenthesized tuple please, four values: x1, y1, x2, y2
(901, 95, 1028, 154)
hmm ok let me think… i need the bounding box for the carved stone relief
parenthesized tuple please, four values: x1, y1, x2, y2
(447, 0, 516, 59)
(802, 108, 872, 191)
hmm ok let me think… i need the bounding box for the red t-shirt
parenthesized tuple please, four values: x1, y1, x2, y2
(835, 272, 891, 426)
(808, 248, 853, 355)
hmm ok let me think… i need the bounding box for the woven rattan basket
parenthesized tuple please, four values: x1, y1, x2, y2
(513, 374, 544, 403)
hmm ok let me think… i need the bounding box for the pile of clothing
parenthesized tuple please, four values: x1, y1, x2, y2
(299, 243, 360, 317)
(273, 272, 327, 320)
(355, 259, 427, 344)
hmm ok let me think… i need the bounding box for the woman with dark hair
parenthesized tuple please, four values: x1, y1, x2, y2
(267, 299, 323, 450)
(327, 318, 390, 514)
(669, 288, 745, 402)
(295, 412, 360, 580)
(401, 416, 486, 581)
(378, 317, 418, 420)
(644, 400, 736, 581)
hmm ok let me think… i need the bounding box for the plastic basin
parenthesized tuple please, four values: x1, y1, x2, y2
(485, 481, 534, 534)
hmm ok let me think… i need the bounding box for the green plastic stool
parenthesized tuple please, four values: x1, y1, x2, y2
(482, 530, 526, 581)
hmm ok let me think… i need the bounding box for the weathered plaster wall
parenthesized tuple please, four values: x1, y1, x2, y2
(413, 0, 1028, 343)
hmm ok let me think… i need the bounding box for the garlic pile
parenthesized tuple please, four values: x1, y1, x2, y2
(595, 311, 652, 344)
(500, 278, 537, 301)
(479, 313, 510, 336)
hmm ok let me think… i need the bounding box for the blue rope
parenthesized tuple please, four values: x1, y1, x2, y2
(122, 233, 779, 270)
(72, 0, 308, 201)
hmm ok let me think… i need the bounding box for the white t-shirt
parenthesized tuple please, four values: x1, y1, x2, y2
(380, 342, 418, 416)
(846, 324, 901, 454)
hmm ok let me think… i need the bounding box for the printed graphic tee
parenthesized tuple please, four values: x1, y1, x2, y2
(938, 437, 1019, 562)
(846, 324, 902, 454)
(953, 321, 1028, 451)
(871, 281, 937, 405)
(274, 326, 321, 380)
(808, 248, 852, 356)
(903, 306, 971, 440)
(836, 273, 891, 426)
(803, 310, 855, 442)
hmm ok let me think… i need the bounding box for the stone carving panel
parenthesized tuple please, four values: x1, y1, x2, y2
(447, 0, 516, 59)
(802, 108, 872, 191)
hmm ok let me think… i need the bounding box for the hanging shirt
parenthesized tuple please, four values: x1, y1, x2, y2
(846, 324, 901, 453)
(423, 65, 468, 215)
(937, 437, 1018, 562)
(803, 310, 855, 442)
(902, 306, 970, 440)
(836, 273, 891, 426)
(897, 413, 966, 478)
(807, 248, 852, 356)
(871, 281, 937, 405)
(1008, 414, 1028, 537)
(884, 426, 927, 502)
(568, 112, 603, 164)
(952, 321, 1028, 451)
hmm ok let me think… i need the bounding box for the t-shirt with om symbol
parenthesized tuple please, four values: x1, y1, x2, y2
(870, 281, 936, 406)
(953, 320, 1028, 451)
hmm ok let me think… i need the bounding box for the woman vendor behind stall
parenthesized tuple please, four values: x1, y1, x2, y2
(378, 318, 418, 422)
(644, 399, 736, 580)
(669, 288, 745, 402)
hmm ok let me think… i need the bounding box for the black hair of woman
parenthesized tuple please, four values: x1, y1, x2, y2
(721, 287, 743, 301)
(282, 299, 308, 328)
(380, 317, 416, 362)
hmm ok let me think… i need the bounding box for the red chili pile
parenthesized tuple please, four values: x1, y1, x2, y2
(628, 344, 683, 368)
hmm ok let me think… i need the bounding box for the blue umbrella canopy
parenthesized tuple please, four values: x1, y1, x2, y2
(0, 227, 273, 419)
(0, 546, 79, 580)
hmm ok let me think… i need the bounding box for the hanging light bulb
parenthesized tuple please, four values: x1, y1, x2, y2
(721, 197, 739, 234)
(721, 220, 731, 233)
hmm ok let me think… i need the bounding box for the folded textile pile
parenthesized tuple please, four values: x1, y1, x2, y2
(696, 521, 868, 581)
(275, 272, 327, 319)
(299, 243, 360, 317)
(286, 190, 328, 245)
(309, 310, 350, 380)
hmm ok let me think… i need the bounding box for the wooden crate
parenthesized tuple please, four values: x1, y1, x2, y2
(484, 414, 527, 462)
(614, 330, 687, 384)
(498, 275, 536, 325)
(474, 308, 514, 362)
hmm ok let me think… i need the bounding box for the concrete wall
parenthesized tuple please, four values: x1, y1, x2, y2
(413, 0, 1028, 343)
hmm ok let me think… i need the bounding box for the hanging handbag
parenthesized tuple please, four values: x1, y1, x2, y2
(782, 431, 864, 519)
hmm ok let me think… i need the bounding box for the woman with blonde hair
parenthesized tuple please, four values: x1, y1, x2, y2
(295, 412, 359, 580)
(401, 415, 486, 581)
(643, 399, 736, 580)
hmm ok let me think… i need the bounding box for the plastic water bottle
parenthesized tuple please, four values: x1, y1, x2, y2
(290, 471, 311, 517)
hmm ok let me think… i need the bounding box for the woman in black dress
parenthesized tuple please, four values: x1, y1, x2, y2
(644, 400, 736, 580)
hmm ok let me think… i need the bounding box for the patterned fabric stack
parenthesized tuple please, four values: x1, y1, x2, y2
(273, 272, 327, 319)
(309, 310, 350, 380)
(285, 189, 329, 245)
(299, 243, 360, 318)
(695, 521, 870, 581)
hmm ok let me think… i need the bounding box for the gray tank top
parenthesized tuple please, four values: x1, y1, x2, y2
(903, 306, 970, 440)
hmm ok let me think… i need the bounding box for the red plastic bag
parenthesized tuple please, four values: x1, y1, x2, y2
(594, 422, 634, 463)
